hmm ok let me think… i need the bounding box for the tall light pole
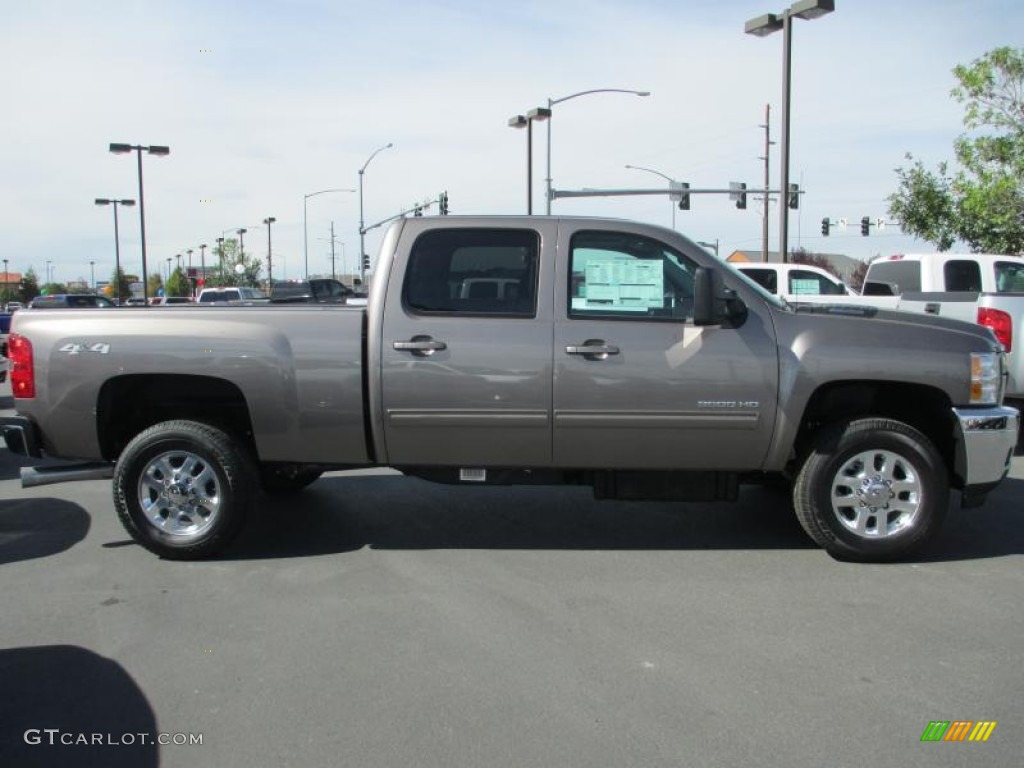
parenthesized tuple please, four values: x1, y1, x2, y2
(95, 197, 135, 303)
(304, 188, 354, 280)
(745, 0, 834, 263)
(109, 142, 170, 301)
(359, 143, 393, 285)
(3, 258, 9, 303)
(45, 260, 52, 286)
(199, 243, 207, 291)
(625, 164, 679, 229)
(545, 88, 650, 214)
(508, 108, 551, 214)
(263, 216, 276, 286)
(166, 257, 172, 283)
(89, 261, 95, 291)
(215, 237, 225, 283)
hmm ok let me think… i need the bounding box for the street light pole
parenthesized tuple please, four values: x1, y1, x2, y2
(263, 217, 276, 287)
(625, 164, 678, 229)
(95, 198, 135, 304)
(90, 261, 95, 291)
(745, 0, 834, 263)
(109, 143, 170, 301)
(545, 88, 650, 214)
(303, 189, 355, 280)
(508, 108, 551, 214)
(359, 143, 393, 285)
(215, 238, 225, 284)
(199, 243, 207, 292)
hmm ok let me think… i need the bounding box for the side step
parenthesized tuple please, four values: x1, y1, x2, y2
(21, 463, 115, 488)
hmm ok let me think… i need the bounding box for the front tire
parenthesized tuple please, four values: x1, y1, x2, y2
(113, 420, 255, 559)
(793, 418, 948, 562)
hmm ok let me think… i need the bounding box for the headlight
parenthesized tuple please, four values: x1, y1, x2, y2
(970, 352, 1000, 405)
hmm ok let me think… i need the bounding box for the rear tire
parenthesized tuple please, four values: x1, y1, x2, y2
(793, 418, 948, 562)
(113, 420, 255, 559)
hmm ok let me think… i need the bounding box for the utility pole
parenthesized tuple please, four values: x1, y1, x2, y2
(329, 221, 338, 280)
(758, 104, 775, 263)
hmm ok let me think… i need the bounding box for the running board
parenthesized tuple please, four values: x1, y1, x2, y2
(21, 463, 115, 488)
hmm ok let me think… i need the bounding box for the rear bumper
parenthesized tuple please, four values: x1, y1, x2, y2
(952, 405, 1019, 497)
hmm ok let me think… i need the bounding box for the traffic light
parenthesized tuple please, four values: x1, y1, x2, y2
(439, 191, 449, 215)
(788, 183, 800, 209)
(730, 182, 747, 210)
(821, 217, 830, 236)
(363, 255, 370, 271)
(860, 216, 871, 236)
(677, 182, 690, 211)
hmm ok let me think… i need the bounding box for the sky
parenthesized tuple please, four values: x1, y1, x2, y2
(1, 0, 1020, 289)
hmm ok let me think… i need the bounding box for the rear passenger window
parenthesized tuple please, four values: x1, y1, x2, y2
(404, 228, 538, 316)
(944, 260, 982, 292)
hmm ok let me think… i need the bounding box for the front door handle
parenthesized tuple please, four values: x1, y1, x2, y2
(393, 336, 448, 357)
(566, 339, 620, 360)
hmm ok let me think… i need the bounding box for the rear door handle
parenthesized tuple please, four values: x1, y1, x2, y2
(393, 336, 447, 357)
(566, 339, 620, 360)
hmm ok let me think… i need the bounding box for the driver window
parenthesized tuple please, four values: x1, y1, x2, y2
(568, 230, 697, 321)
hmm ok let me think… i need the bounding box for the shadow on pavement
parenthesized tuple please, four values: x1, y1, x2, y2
(0, 499, 91, 565)
(0, 646, 158, 768)
(225, 475, 816, 560)
(914, 476, 1024, 562)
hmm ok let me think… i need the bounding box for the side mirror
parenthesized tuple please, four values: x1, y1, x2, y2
(694, 267, 747, 327)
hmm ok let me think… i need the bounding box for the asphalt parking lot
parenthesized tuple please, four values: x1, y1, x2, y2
(1, 378, 1022, 768)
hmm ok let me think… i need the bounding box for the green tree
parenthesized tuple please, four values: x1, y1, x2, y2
(209, 237, 263, 288)
(166, 267, 191, 297)
(109, 267, 132, 303)
(19, 269, 40, 303)
(888, 46, 1024, 254)
(40, 282, 69, 295)
(148, 273, 164, 298)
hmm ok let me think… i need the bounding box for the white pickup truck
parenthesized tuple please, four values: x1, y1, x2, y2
(765, 253, 1024, 400)
(860, 254, 1024, 400)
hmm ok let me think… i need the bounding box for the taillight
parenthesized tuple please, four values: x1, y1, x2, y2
(8, 333, 35, 399)
(978, 307, 1012, 352)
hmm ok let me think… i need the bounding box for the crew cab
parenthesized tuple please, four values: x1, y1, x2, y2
(2, 217, 1018, 563)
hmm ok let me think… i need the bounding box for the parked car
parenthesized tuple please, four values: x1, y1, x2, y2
(269, 278, 353, 304)
(28, 294, 116, 309)
(197, 287, 267, 304)
(151, 296, 194, 306)
(4, 301, 23, 312)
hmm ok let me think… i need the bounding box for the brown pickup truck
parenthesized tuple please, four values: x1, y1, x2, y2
(2, 216, 1018, 562)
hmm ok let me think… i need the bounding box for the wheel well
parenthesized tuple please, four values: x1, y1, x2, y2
(793, 381, 955, 476)
(97, 374, 256, 462)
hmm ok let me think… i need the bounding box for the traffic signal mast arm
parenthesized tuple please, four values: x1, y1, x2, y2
(551, 184, 796, 210)
(360, 192, 450, 236)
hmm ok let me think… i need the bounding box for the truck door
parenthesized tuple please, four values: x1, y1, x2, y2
(380, 222, 556, 467)
(552, 225, 779, 470)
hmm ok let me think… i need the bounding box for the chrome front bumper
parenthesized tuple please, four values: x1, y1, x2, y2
(952, 405, 1020, 487)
